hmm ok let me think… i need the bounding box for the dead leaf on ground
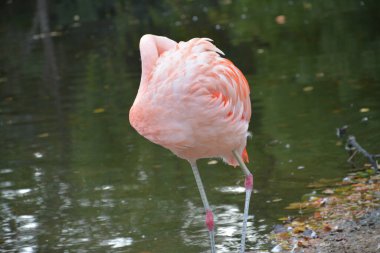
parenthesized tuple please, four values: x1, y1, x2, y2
(313, 211, 322, 220)
(323, 224, 332, 232)
(322, 188, 334, 194)
(293, 225, 306, 233)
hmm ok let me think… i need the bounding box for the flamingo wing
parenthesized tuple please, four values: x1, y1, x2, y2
(151, 37, 251, 123)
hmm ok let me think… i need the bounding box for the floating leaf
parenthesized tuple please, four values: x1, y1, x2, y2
(207, 160, 218, 165)
(275, 15, 286, 25)
(308, 178, 339, 188)
(332, 108, 341, 113)
(93, 108, 105, 113)
(303, 86, 314, 92)
(315, 72, 324, 78)
(303, 2, 312, 10)
(359, 107, 370, 113)
(285, 202, 309, 210)
(37, 133, 49, 138)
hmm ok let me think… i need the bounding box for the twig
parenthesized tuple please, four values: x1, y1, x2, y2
(347, 150, 358, 165)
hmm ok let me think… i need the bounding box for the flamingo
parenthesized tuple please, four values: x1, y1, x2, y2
(129, 34, 253, 253)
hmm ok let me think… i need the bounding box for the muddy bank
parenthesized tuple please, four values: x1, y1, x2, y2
(271, 171, 380, 253)
(309, 208, 380, 253)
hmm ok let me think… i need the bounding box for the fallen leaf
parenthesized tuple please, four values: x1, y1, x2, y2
(351, 183, 367, 187)
(93, 108, 105, 113)
(323, 224, 332, 232)
(293, 225, 306, 233)
(37, 133, 49, 138)
(359, 107, 370, 113)
(347, 193, 361, 202)
(322, 188, 335, 194)
(315, 72, 324, 78)
(275, 15, 286, 25)
(326, 196, 339, 205)
(308, 178, 339, 188)
(297, 239, 310, 247)
(277, 232, 291, 240)
(303, 2, 312, 10)
(291, 221, 305, 227)
(303, 86, 314, 92)
(314, 211, 322, 220)
(311, 197, 326, 207)
(207, 160, 218, 165)
(335, 186, 352, 194)
(285, 202, 309, 210)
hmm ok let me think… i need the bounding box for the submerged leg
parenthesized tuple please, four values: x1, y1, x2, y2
(233, 150, 253, 253)
(190, 161, 216, 253)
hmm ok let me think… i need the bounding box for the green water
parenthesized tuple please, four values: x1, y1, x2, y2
(1, 1, 379, 252)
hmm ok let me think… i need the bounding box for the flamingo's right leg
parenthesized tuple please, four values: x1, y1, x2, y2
(233, 150, 253, 253)
(189, 161, 216, 253)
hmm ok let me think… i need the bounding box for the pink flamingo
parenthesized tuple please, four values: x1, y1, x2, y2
(129, 34, 253, 253)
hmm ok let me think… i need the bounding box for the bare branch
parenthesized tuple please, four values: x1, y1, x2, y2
(346, 135, 379, 171)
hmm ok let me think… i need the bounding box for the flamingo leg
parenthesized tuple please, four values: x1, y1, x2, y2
(233, 150, 253, 253)
(190, 161, 216, 253)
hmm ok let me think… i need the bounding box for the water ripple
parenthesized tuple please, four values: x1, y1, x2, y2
(100, 237, 134, 248)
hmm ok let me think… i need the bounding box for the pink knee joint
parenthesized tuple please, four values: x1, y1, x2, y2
(205, 209, 214, 231)
(245, 173, 253, 190)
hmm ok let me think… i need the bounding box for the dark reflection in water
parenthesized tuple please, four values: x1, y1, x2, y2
(1, 0, 380, 252)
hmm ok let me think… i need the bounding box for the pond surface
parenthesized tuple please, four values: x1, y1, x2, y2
(1, 1, 380, 252)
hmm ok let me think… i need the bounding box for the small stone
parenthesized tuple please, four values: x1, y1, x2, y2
(271, 244, 282, 252)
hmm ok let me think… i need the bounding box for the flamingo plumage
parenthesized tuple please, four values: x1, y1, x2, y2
(129, 34, 253, 253)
